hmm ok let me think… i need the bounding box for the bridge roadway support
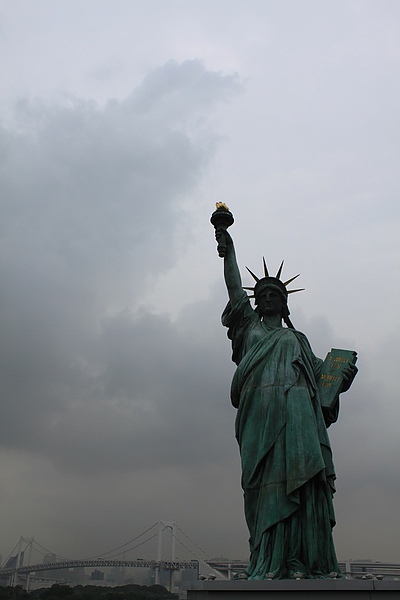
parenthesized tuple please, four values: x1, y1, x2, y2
(187, 579, 400, 600)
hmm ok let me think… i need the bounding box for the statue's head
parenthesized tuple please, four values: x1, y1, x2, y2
(254, 277, 288, 301)
(243, 259, 304, 327)
(254, 280, 288, 318)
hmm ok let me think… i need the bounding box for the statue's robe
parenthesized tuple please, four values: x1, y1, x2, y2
(222, 292, 340, 579)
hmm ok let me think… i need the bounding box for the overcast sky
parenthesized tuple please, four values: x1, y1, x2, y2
(0, 0, 399, 568)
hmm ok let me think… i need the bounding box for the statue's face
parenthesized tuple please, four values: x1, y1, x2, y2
(256, 286, 286, 318)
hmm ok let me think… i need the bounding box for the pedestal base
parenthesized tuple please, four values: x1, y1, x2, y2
(187, 579, 400, 600)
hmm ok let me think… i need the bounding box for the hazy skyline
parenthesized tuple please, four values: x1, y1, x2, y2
(0, 1, 399, 566)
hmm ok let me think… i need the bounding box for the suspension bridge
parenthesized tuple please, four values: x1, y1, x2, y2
(2, 526, 400, 589)
(0, 521, 246, 589)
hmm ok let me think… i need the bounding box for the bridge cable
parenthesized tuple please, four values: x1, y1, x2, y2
(31, 538, 72, 561)
(104, 533, 159, 559)
(2, 540, 22, 568)
(175, 524, 212, 560)
(77, 522, 159, 560)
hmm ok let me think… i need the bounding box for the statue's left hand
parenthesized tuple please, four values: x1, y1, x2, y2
(341, 363, 358, 393)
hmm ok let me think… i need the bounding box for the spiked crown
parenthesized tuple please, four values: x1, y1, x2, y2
(243, 258, 304, 302)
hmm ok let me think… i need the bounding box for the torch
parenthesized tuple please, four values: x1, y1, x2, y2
(210, 202, 234, 258)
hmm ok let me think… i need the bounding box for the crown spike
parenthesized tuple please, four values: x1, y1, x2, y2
(276, 260, 284, 279)
(283, 273, 300, 286)
(263, 257, 269, 277)
(245, 266, 260, 282)
(245, 259, 304, 299)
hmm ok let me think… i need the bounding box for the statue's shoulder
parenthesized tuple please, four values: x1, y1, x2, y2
(289, 328, 313, 348)
(291, 328, 307, 339)
(222, 291, 256, 328)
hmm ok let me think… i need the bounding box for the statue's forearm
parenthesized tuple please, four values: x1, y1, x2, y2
(223, 241, 243, 305)
(211, 208, 243, 304)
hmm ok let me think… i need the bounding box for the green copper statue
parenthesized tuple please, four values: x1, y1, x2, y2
(211, 204, 357, 580)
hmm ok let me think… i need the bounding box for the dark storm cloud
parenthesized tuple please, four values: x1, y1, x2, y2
(15, 300, 235, 475)
(0, 61, 241, 474)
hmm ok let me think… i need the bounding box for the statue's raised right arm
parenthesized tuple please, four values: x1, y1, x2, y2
(215, 228, 243, 307)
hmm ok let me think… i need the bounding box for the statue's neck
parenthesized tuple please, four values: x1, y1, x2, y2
(262, 314, 283, 328)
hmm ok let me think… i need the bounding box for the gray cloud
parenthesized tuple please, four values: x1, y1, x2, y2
(0, 62, 240, 478)
(1, 61, 239, 290)
(0, 1, 399, 567)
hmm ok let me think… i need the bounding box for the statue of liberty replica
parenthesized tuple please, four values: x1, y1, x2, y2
(211, 203, 357, 580)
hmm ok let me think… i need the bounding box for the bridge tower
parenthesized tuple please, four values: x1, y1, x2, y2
(155, 520, 177, 585)
(10, 536, 34, 588)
